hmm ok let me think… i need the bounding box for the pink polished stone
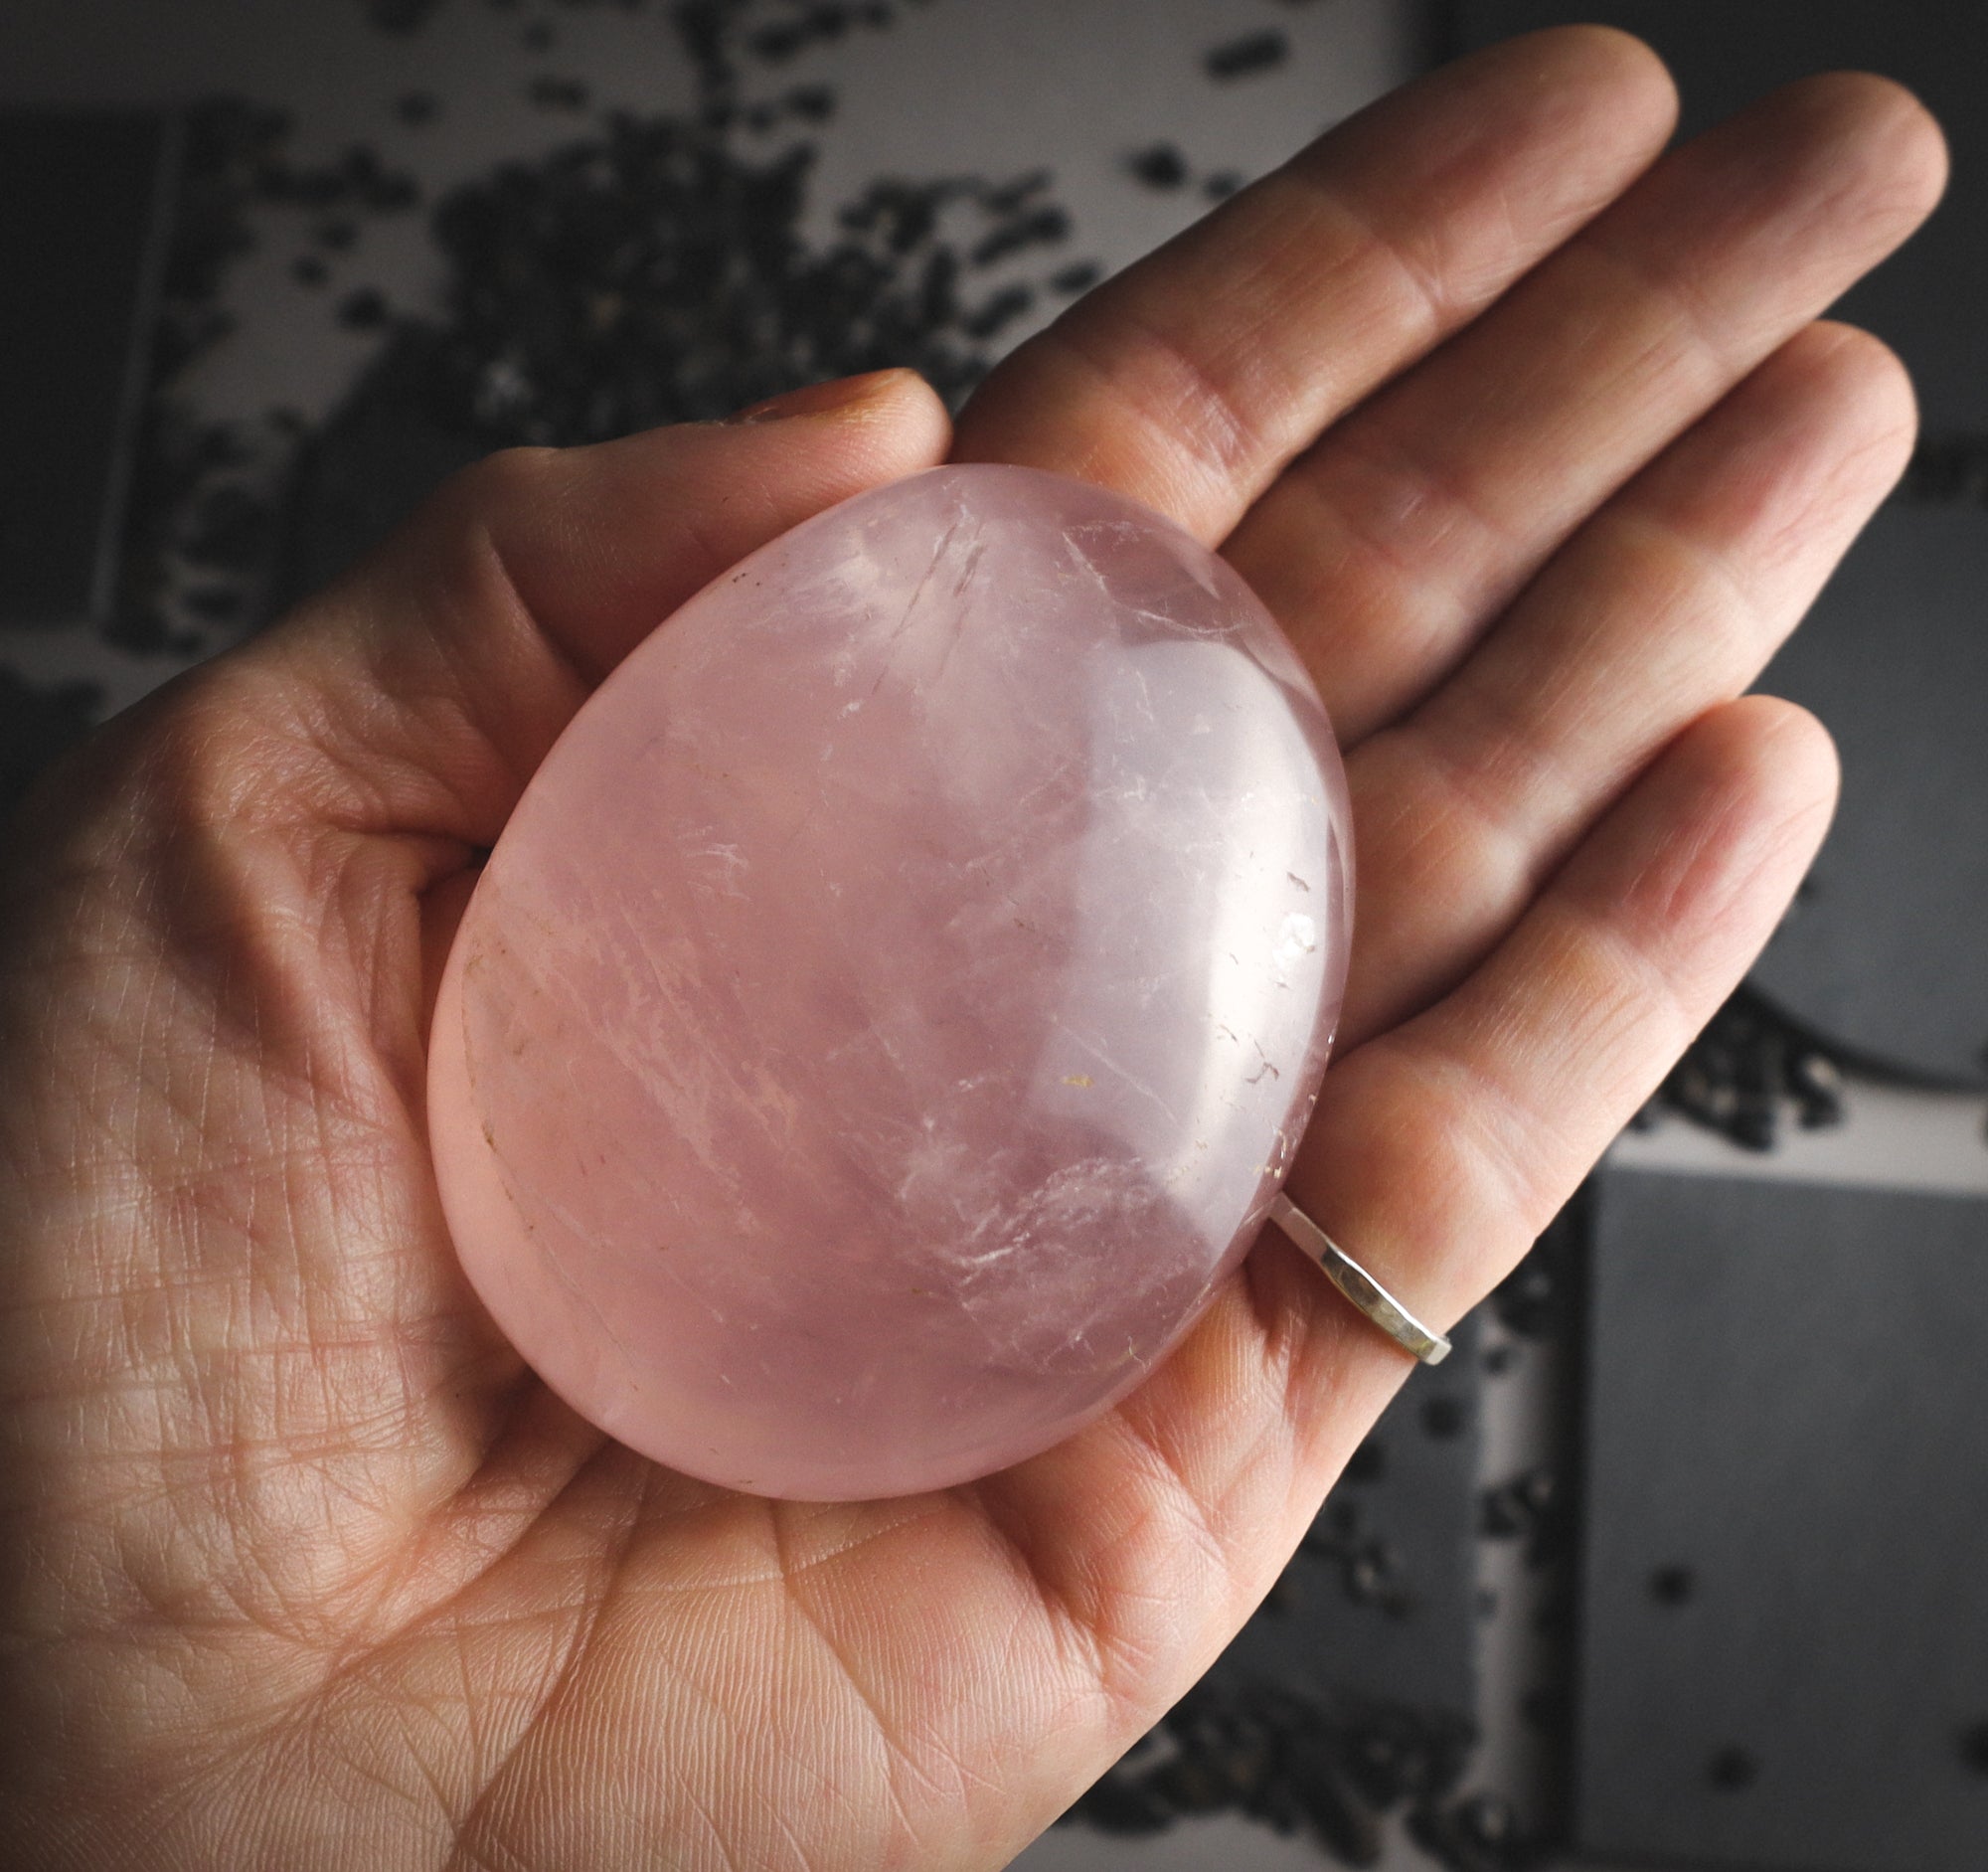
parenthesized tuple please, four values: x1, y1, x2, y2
(428, 462, 1352, 1499)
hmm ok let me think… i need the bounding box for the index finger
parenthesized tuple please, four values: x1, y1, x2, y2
(951, 26, 1679, 541)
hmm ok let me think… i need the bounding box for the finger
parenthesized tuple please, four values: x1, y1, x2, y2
(1227, 73, 1947, 744)
(951, 26, 1677, 539)
(1341, 319, 1913, 1046)
(140, 370, 951, 849)
(1242, 696, 1841, 1488)
(1291, 695, 1837, 1324)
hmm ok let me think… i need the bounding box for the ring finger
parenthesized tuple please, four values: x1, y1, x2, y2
(1339, 317, 1916, 1047)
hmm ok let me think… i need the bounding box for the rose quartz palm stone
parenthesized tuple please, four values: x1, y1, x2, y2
(428, 462, 1352, 1499)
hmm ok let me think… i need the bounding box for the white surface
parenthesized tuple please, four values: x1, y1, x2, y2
(1613, 1077, 1988, 1194)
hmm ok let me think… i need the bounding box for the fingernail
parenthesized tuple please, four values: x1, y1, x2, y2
(726, 369, 910, 424)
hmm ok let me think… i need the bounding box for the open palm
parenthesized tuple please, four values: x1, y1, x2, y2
(0, 30, 1943, 1870)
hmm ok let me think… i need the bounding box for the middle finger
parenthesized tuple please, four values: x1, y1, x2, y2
(1224, 72, 1945, 747)
(1337, 318, 1914, 1048)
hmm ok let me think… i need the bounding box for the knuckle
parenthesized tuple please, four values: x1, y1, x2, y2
(432, 444, 561, 532)
(121, 661, 306, 835)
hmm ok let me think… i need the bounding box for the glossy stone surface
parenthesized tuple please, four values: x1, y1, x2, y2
(428, 463, 1352, 1499)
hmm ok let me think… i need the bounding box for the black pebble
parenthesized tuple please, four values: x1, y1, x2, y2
(1051, 260, 1101, 295)
(971, 206, 1070, 268)
(292, 255, 329, 286)
(1649, 1563, 1696, 1607)
(1650, 984, 1848, 1148)
(181, 584, 244, 622)
(1520, 1683, 1569, 1735)
(1959, 1721, 1988, 1776)
(1205, 30, 1290, 81)
(1900, 432, 1988, 506)
(785, 85, 835, 123)
(364, 0, 445, 32)
(529, 76, 592, 110)
(522, 20, 556, 50)
(1419, 1396, 1466, 1441)
(1493, 1253, 1560, 1338)
(365, 171, 420, 212)
(961, 283, 1034, 340)
(1708, 1745, 1759, 1791)
(396, 91, 441, 127)
(182, 483, 272, 571)
(1479, 1466, 1561, 1563)
(337, 287, 391, 330)
(1126, 142, 1189, 190)
(1342, 1436, 1387, 1484)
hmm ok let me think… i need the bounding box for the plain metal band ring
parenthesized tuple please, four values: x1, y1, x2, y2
(1267, 1193, 1452, 1367)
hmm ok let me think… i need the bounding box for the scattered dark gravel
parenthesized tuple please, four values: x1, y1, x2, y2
(1060, 1679, 1513, 1866)
(409, 111, 1076, 448)
(1638, 984, 1847, 1149)
(1302, 1495, 1415, 1619)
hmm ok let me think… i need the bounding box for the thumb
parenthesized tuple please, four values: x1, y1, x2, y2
(122, 367, 952, 851)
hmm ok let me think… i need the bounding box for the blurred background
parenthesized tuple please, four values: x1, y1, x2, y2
(1, 3, 1982, 1868)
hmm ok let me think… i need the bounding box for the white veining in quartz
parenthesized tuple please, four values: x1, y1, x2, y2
(428, 463, 1352, 1498)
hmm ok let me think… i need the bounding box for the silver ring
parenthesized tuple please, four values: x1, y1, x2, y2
(1267, 1193, 1451, 1366)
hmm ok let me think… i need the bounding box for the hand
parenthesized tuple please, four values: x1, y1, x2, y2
(0, 29, 1942, 1869)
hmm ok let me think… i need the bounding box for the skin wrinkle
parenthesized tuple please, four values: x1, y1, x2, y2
(1061, 1424, 1233, 1690)
(321, 1445, 629, 1695)
(1228, 88, 1940, 757)
(959, 1476, 1118, 1705)
(456, 465, 613, 693)
(1277, 176, 1453, 389)
(1111, 1295, 1297, 1552)
(441, 1464, 656, 1872)
(1333, 338, 1912, 1043)
(1268, 419, 1529, 694)
(1039, 306, 1258, 532)
(0, 36, 1945, 1870)
(768, 1547, 925, 1838)
(1634, 762, 1839, 958)
(1382, 1034, 1578, 1277)
(1093, 1414, 1237, 1618)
